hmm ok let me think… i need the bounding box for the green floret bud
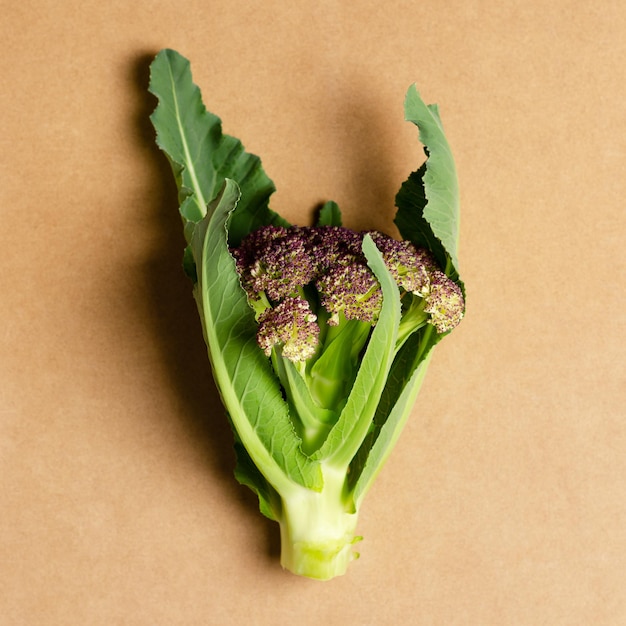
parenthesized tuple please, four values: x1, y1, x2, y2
(424, 270, 465, 333)
(256, 296, 320, 361)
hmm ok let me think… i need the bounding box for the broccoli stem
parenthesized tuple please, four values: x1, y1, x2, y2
(270, 351, 336, 455)
(307, 316, 372, 411)
(395, 293, 428, 351)
(278, 463, 360, 580)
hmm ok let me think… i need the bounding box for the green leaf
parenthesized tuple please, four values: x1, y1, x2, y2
(191, 179, 322, 493)
(148, 49, 287, 246)
(395, 85, 461, 282)
(312, 235, 401, 468)
(232, 438, 278, 520)
(317, 200, 342, 227)
(272, 355, 336, 455)
(349, 328, 437, 504)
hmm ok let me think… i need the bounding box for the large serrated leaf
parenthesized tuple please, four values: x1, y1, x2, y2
(148, 49, 287, 246)
(191, 179, 322, 493)
(395, 85, 461, 282)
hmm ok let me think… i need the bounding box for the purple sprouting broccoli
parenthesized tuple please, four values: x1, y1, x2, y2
(149, 51, 465, 581)
(231, 224, 464, 413)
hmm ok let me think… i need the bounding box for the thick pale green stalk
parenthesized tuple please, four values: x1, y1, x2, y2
(278, 463, 360, 580)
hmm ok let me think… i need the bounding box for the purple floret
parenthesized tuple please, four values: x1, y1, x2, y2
(233, 226, 316, 302)
(367, 231, 438, 297)
(305, 226, 364, 273)
(423, 270, 465, 333)
(256, 296, 320, 361)
(315, 258, 382, 325)
(232, 222, 464, 357)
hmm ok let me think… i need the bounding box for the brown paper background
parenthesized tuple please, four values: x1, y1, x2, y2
(1, 1, 625, 624)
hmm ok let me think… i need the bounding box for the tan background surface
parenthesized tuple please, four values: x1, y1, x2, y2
(1, 1, 625, 624)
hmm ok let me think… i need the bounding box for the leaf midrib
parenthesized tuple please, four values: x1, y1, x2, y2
(167, 57, 207, 218)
